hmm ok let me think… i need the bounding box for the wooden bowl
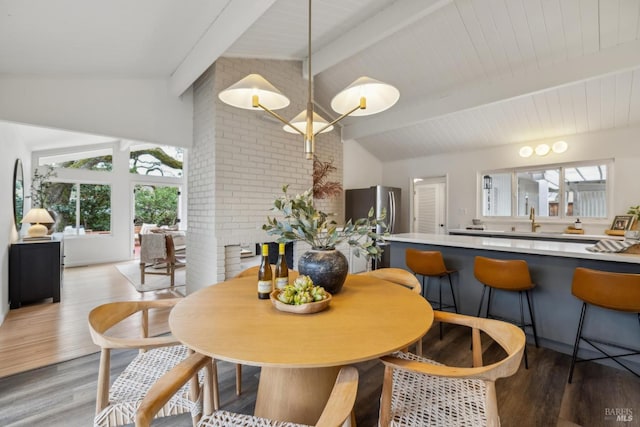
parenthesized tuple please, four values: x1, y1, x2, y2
(270, 289, 332, 314)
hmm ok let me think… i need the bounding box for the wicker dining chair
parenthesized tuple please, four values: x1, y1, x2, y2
(88, 299, 219, 427)
(359, 268, 424, 355)
(379, 311, 525, 427)
(135, 352, 359, 427)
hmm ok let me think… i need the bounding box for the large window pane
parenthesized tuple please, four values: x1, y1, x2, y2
(130, 144, 183, 177)
(45, 182, 111, 235)
(134, 185, 180, 226)
(80, 184, 111, 232)
(482, 173, 511, 216)
(482, 160, 610, 220)
(517, 168, 560, 217)
(564, 164, 607, 218)
(39, 148, 112, 171)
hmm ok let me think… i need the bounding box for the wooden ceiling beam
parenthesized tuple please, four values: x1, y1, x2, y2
(303, 0, 452, 79)
(169, 0, 277, 96)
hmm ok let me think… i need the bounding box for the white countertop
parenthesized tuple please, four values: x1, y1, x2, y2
(387, 233, 640, 264)
(447, 228, 623, 242)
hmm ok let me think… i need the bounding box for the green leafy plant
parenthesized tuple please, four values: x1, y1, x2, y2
(262, 185, 388, 260)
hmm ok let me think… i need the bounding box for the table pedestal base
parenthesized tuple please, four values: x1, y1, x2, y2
(255, 366, 342, 425)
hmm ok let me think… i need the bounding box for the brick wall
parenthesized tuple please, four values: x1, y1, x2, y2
(188, 58, 343, 291)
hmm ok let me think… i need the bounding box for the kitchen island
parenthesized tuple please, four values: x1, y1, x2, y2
(387, 233, 640, 371)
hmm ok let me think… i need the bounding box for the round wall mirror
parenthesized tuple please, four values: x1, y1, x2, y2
(13, 159, 24, 231)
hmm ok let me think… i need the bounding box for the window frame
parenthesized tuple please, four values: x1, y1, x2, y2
(479, 159, 613, 222)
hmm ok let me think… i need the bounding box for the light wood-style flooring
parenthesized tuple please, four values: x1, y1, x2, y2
(1, 263, 639, 426)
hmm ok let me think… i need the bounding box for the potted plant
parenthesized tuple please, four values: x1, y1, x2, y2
(263, 185, 387, 293)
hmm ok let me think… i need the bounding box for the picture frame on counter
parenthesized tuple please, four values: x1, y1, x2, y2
(610, 215, 635, 231)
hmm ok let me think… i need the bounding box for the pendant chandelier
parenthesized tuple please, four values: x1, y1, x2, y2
(218, 0, 400, 159)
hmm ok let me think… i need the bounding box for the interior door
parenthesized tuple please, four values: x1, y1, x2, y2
(413, 180, 446, 234)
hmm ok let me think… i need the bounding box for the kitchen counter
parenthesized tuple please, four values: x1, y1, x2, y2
(388, 232, 639, 264)
(447, 228, 623, 244)
(387, 233, 640, 372)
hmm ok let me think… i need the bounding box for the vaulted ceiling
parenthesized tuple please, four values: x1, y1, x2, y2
(2, 0, 640, 161)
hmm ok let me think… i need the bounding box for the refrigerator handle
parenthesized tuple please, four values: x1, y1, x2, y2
(389, 191, 395, 233)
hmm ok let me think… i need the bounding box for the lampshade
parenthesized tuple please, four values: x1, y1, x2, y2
(283, 110, 334, 134)
(21, 208, 54, 238)
(218, 74, 290, 110)
(331, 76, 400, 116)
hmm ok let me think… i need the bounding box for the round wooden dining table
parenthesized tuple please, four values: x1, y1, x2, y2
(169, 273, 433, 425)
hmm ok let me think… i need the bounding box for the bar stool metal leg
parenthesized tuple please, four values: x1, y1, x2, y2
(519, 291, 529, 369)
(568, 303, 588, 384)
(447, 273, 458, 313)
(525, 290, 539, 347)
(476, 285, 487, 318)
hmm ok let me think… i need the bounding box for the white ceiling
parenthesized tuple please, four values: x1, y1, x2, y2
(2, 0, 640, 160)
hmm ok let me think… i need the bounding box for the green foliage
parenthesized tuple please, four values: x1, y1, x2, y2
(135, 186, 179, 226)
(262, 185, 388, 260)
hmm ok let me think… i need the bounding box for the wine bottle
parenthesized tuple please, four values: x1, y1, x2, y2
(257, 243, 273, 299)
(274, 243, 289, 289)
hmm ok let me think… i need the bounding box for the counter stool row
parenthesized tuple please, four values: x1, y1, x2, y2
(404, 249, 640, 378)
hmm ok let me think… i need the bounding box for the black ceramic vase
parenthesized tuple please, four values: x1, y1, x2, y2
(298, 249, 348, 294)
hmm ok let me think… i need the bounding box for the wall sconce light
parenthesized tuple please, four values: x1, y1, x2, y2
(519, 146, 533, 158)
(519, 141, 569, 158)
(483, 175, 493, 190)
(552, 140, 568, 153)
(535, 144, 550, 156)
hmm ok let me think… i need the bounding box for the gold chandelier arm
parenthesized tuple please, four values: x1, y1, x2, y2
(256, 102, 305, 135)
(313, 103, 362, 136)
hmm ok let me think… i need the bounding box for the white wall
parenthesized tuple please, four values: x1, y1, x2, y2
(380, 125, 640, 235)
(0, 123, 31, 324)
(0, 77, 193, 148)
(343, 139, 383, 189)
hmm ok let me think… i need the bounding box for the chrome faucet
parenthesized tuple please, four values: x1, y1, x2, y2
(529, 207, 541, 232)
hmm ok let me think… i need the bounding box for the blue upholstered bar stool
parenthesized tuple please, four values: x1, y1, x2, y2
(568, 267, 640, 383)
(474, 256, 539, 368)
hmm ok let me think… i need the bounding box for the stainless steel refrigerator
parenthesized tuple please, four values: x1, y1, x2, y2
(345, 185, 401, 269)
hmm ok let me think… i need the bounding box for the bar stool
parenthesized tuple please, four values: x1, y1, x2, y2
(405, 249, 458, 313)
(406, 249, 458, 339)
(568, 267, 640, 383)
(474, 256, 538, 368)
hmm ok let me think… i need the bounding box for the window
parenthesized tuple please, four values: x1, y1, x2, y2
(38, 148, 113, 171)
(46, 182, 111, 235)
(482, 161, 609, 219)
(129, 144, 183, 177)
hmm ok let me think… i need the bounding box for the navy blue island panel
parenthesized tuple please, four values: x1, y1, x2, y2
(388, 233, 640, 371)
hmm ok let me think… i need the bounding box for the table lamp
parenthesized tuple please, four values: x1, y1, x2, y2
(21, 208, 54, 237)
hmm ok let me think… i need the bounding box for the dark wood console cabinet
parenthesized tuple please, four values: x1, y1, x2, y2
(9, 238, 63, 309)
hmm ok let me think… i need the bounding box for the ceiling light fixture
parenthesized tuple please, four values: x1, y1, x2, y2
(218, 0, 400, 160)
(535, 144, 550, 156)
(519, 146, 533, 158)
(552, 140, 568, 154)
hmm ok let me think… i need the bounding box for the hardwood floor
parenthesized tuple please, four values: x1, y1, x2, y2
(0, 263, 639, 426)
(0, 262, 180, 378)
